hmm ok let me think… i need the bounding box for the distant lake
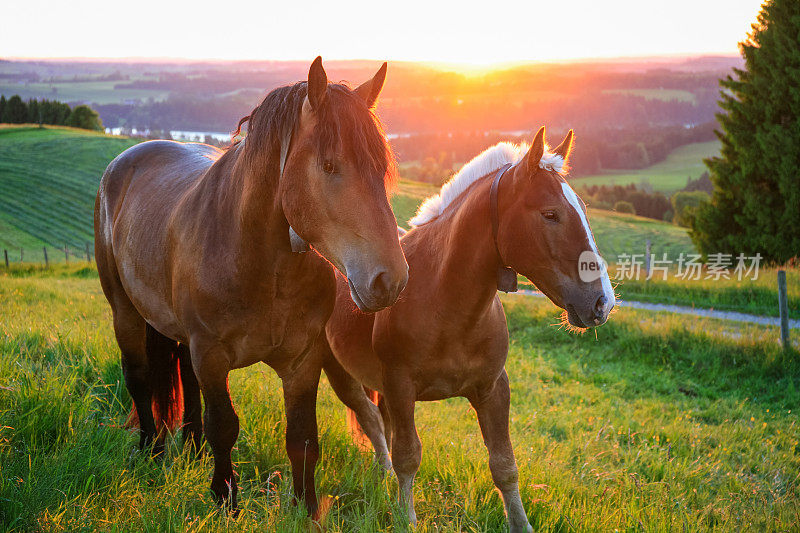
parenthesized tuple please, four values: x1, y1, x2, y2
(105, 128, 231, 142)
(104, 129, 531, 142)
(106, 128, 410, 142)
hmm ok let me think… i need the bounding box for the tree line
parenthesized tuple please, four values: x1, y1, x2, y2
(575, 182, 713, 228)
(393, 122, 717, 181)
(0, 95, 103, 131)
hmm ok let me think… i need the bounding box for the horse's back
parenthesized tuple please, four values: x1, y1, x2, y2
(95, 141, 223, 336)
(97, 141, 220, 220)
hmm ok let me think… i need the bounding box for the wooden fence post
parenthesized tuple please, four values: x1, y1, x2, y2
(645, 239, 651, 278)
(778, 270, 790, 350)
(3, 250, 8, 268)
(85, 242, 91, 262)
(43, 246, 49, 268)
(64, 244, 69, 264)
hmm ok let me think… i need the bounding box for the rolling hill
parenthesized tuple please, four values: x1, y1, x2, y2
(0, 126, 138, 262)
(0, 126, 695, 265)
(571, 140, 720, 193)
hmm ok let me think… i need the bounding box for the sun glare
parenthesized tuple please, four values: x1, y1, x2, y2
(0, 0, 764, 65)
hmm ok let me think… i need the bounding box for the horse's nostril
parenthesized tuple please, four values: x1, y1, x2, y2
(594, 294, 607, 318)
(370, 270, 391, 298)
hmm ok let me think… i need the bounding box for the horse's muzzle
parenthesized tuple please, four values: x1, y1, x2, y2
(347, 266, 408, 313)
(566, 292, 614, 328)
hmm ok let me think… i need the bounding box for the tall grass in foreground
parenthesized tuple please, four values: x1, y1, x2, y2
(1, 273, 798, 531)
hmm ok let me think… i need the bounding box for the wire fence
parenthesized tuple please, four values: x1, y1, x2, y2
(2, 243, 93, 266)
(1, 243, 793, 349)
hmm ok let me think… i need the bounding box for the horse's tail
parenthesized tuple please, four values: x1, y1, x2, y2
(346, 387, 382, 448)
(124, 325, 184, 432)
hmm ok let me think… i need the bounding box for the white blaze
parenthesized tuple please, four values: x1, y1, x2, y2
(560, 182, 615, 315)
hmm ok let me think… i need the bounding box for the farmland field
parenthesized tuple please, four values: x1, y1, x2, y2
(1, 267, 798, 531)
(571, 141, 721, 193)
(601, 88, 697, 103)
(0, 80, 169, 105)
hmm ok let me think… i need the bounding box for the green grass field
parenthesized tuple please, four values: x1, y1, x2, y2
(572, 141, 721, 193)
(0, 126, 138, 262)
(1, 267, 798, 531)
(614, 267, 800, 319)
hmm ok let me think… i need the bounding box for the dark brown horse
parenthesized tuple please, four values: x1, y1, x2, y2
(323, 127, 615, 531)
(94, 57, 408, 515)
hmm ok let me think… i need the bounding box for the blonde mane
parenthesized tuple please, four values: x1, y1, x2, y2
(408, 141, 567, 227)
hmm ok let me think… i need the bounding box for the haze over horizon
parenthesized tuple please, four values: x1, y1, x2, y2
(2, 0, 763, 66)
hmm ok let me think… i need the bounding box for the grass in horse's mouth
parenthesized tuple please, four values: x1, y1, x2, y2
(555, 309, 588, 334)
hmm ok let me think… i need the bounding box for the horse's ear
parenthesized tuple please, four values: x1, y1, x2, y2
(307, 56, 328, 111)
(354, 62, 387, 108)
(553, 129, 574, 160)
(524, 126, 546, 174)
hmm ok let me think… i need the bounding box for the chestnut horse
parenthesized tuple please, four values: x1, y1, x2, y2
(94, 57, 408, 514)
(322, 127, 615, 531)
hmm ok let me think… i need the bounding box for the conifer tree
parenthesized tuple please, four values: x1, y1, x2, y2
(691, 0, 800, 262)
(3, 95, 28, 123)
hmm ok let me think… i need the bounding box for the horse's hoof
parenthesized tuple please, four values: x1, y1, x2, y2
(211, 481, 238, 514)
(375, 454, 393, 472)
(212, 496, 239, 516)
(509, 522, 533, 533)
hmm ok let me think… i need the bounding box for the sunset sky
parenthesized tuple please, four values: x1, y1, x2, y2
(3, 0, 764, 65)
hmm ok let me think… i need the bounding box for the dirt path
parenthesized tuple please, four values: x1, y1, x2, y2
(517, 289, 800, 329)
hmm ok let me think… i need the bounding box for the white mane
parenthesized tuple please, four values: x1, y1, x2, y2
(408, 141, 567, 227)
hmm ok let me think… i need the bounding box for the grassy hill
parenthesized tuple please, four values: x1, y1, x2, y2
(0, 126, 695, 265)
(571, 140, 720, 193)
(0, 126, 138, 261)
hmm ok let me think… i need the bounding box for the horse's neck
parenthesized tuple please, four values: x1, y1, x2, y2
(423, 178, 501, 312)
(200, 140, 289, 259)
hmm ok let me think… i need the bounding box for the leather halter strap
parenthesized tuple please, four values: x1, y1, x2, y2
(489, 163, 518, 293)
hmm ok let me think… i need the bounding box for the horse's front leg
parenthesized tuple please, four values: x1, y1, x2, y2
(383, 371, 420, 526)
(469, 370, 532, 533)
(282, 342, 324, 518)
(191, 341, 239, 511)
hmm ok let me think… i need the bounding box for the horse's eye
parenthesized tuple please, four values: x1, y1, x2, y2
(322, 160, 336, 174)
(542, 210, 559, 222)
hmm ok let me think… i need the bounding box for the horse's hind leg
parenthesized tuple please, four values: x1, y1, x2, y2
(112, 302, 159, 454)
(178, 344, 203, 453)
(322, 351, 391, 470)
(469, 370, 532, 533)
